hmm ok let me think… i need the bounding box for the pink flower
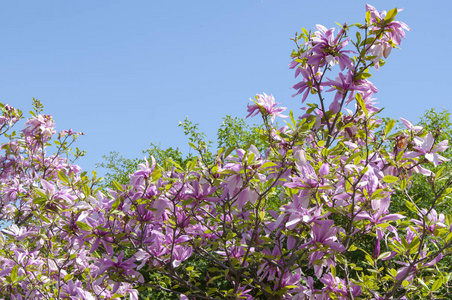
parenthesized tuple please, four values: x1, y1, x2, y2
(291, 68, 323, 103)
(94, 251, 143, 287)
(246, 93, 288, 123)
(405, 132, 449, 166)
(400, 117, 423, 133)
(368, 38, 392, 70)
(308, 24, 354, 71)
(301, 220, 345, 252)
(366, 4, 410, 46)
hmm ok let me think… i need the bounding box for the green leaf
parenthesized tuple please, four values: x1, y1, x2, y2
(418, 277, 429, 289)
(371, 189, 385, 200)
(382, 175, 399, 183)
(64, 274, 74, 281)
(445, 231, 452, 242)
(365, 254, 374, 266)
(112, 180, 123, 192)
(385, 119, 395, 137)
(10, 265, 18, 283)
(58, 170, 70, 184)
(111, 197, 120, 211)
(224, 146, 235, 158)
(435, 166, 445, 180)
(167, 158, 183, 171)
(408, 236, 420, 251)
(284, 285, 300, 289)
(290, 110, 296, 127)
(41, 215, 51, 223)
(432, 278, 443, 291)
(355, 93, 368, 117)
(390, 269, 398, 278)
(181, 199, 194, 206)
(385, 8, 398, 21)
(366, 10, 371, 24)
(400, 178, 407, 190)
(151, 169, 162, 181)
(33, 197, 47, 205)
(247, 152, 255, 165)
(405, 200, 417, 213)
(34, 188, 47, 198)
(357, 72, 372, 79)
(356, 31, 361, 44)
(364, 37, 375, 45)
(261, 161, 277, 169)
(76, 221, 92, 232)
(377, 252, 392, 260)
(82, 184, 91, 197)
(396, 150, 404, 162)
(188, 142, 197, 150)
(348, 245, 358, 251)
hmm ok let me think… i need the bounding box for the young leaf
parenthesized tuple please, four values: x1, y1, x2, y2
(111, 197, 121, 211)
(76, 221, 92, 231)
(58, 170, 70, 184)
(382, 175, 399, 183)
(385, 119, 395, 137)
(366, 10, 371, 24)
(385, 7, 398, 21)
(10, 265, 18, 283)
(355, 93, 368, 117)
(432, 278, 443, 291)
(112, 180, 124, 192)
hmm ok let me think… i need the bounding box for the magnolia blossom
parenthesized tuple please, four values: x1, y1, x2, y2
(366, 4, 410, 46)
(246, 93, 288, 123)
(405, 132, 449, 166)
(368, 38, 392, 70)
(291, 68, 323, 103)
(400, 117, 423, 133)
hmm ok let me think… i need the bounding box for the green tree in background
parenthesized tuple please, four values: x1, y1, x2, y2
(97, 115, 264, 189)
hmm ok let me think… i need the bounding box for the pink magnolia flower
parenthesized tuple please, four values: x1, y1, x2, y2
(170, 245, 193, 268)
(320, 272, 361, 298)
(400, 117, 423, 133)
(411, 208, 446, 234)
(22, 114, 56, 147)
(94, 251, 143, 290)
(246, 93, 288, 123)
(405, 132, 449, 166)
(301, 220, 345, 252)
(61, 280, 95, 300)
(366, 4, 410, 45)
(308, 24, 354, 71)
(129, 156, 156, 186)
(323, 72, 378, 113)
(291, 68, 323, 103)
(355, 198, 405, 227)
(368, 38, 392, 70)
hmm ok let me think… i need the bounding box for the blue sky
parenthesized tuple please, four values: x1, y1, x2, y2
(0, 0, 450, 175)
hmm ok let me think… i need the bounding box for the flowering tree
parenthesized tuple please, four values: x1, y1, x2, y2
(1, 4, 452, 300)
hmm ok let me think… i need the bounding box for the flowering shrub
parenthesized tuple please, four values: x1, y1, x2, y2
(1, 4, 452, 300)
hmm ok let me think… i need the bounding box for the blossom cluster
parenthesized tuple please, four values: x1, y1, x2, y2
(0, 5, 451, 300)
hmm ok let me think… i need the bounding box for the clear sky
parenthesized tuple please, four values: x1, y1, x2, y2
(0, 0, 450, 175)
